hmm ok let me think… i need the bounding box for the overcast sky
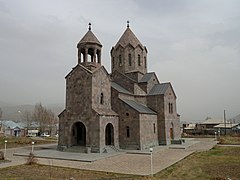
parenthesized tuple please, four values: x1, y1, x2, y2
(0, 0, 239, 121)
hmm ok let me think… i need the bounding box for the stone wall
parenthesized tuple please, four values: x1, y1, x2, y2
(139, 114, 158, 150)
(114, 99, 141, 150)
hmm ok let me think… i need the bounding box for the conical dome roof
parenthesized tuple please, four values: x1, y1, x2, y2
(77, 27, 102, 47)
(115, 26, 143, 48)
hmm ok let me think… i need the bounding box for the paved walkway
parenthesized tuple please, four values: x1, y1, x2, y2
(0, 138, 217, 176)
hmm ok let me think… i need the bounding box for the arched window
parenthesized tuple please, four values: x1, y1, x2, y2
(171, 103, 173, 114)
(144, 56, 147, 68)
(128, 54, 132, 66)
(126, 126, 130, 138)
(138, 54, 141, 66)
(100, 93, 104, 104)
(112, 57, 115, 68)
(119, 55, 122, 66)
(153, 123, 156, 133)
(169, 103, 171, 114)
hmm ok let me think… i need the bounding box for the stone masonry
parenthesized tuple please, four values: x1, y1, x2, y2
(58, 22, 181, 152)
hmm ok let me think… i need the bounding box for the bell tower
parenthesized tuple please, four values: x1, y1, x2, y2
(77, 23, 102, 70)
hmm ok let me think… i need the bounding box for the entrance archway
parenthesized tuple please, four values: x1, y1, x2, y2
(72, 122, 86, 146)
(105, 123, 114, 145)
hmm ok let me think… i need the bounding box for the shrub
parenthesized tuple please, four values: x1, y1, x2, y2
(0, 151, 4, 160)
(25, 152, 38, 165)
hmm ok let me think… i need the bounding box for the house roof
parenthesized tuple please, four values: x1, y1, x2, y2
(214, 123, 239, 128)
(139, 72, 156, 83)
(115, 27, 144, 49)
(2, 120, 24, 129)
(120, 98, 157, 115)
(201, 118, 224, 125)
(148, 82, 171, 95)
(111, 82, 132, 95)
(184, 123, 196, 130)
(77, 29, 102, 47)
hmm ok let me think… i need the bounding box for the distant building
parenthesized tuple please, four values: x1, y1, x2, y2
(1, 120, 25, 137)
(214, 123, 240, 135)
(58, 23, 181, 153)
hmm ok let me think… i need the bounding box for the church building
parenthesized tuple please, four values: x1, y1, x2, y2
(58, 22, 181, 153)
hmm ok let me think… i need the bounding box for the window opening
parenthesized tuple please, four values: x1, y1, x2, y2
(144, 56, 147, 68)
(128, 54, 132, 66)
(138, 54, 141, 66)
(119, 55, 122, 66)
(100, 93, 104, 104)
(126, 126, 130, 138)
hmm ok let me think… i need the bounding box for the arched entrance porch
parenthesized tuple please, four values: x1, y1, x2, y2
(71, 122, 86, 146)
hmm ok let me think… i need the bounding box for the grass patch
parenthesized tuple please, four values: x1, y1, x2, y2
(0, 164, 138, 179)
(0, 137, 56, 149)
(218, 135, 240, 145)
(153, 146, 240, 180)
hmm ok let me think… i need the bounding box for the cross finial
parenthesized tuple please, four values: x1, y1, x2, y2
(88, 22, 91, 30)
(127, 20, 130, 28)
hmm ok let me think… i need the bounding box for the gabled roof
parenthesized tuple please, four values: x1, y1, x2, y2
(214, 123, 239, 128)
(65, 64, 93, 79)
(139, 72, 158, 83)
(148, 82, 175, 96)
(120, 98, 157, 115)
(115, 27, 143, 49)
(77, 29, 102, 47)
(2, 120, 24, 129)
(201, 118, 224, 125)
(111, 82, 132, 95)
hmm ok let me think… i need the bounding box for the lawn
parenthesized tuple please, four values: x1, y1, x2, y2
(0, 164, 138, 179)
(0, 136, 57, 149)
(218, 135, 240, 145)
(153, 146, 240, 180)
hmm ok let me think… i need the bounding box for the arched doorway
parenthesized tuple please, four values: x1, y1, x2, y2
(105, 123, 114, 146)
(72, 122, 86, 146)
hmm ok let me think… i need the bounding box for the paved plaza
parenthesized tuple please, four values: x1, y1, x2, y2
(0, 138, 217, 176)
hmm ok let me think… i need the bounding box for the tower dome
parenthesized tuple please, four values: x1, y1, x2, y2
(111, 21, 148, 75)
(77, 23, 102, 70)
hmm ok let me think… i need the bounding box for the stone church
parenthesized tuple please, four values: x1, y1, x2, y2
(58, 22, 181, 153)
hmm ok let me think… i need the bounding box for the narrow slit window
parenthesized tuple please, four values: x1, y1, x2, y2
(128, 54, 132, 66)
(126, 126, 130, 138)
(119, 55, 122, 66)
(100, 93, 104, 104)
(138, 54, 141, 66)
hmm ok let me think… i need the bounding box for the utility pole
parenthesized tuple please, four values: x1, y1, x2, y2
(224, 110, 226, 135)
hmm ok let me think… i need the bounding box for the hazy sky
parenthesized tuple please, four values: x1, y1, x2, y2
(0, 0, 239, 121)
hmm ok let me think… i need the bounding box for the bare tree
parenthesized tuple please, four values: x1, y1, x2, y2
(0, 108, 2, 128)
(21, 110, 33, 130)
(32, 103, 57, 134)
(0, 108, 2, 120)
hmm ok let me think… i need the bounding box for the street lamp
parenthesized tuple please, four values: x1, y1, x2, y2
(150, 148, 153, 176)
(4, 140, 7, 159)
(31, 142, 35, 153)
